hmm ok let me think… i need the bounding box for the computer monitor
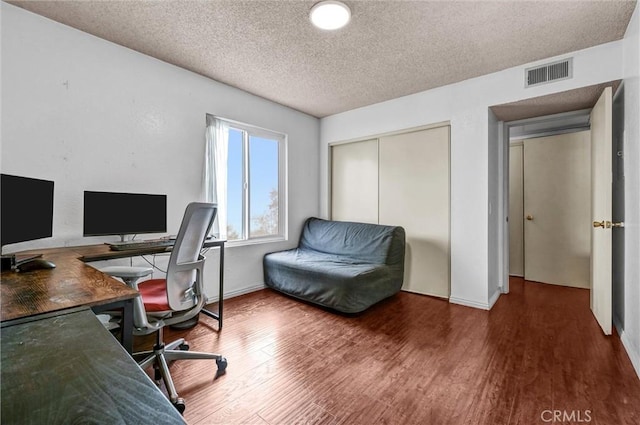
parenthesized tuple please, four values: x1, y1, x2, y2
(83, 191, 167, 240)
(1, 174, 55, 248)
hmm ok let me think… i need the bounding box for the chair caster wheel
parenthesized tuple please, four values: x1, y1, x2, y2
(153, 366, 162, 382)
(173, 398, 186, 414)
(215, 357, 227, 378)
(178, 342, 190, 351)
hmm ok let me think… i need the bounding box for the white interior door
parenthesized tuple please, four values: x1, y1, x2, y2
(379, 126, 450, 298)
(331, 139, 378, 223)
(590, 86, 613, 335)
(509, 144, 524, 277)
(523, 131, 591, 288)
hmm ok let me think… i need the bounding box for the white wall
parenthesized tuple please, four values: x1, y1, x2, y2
(620, 3, 640, 378)
(0, 3, 320, 300)
(321, 39, 624, 310)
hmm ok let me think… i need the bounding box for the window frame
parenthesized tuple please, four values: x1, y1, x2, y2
(219, 117, 287, 246)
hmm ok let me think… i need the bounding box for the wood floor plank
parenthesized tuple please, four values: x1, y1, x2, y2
(133, 278, 640, 424)
(241, 414, 270, 425)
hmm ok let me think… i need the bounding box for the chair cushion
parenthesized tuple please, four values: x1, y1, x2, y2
(138, 279, 170, 311)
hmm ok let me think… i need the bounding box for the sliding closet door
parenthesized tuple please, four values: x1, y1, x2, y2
(331, 139, 379, 223)
(379, 126, 450, 298)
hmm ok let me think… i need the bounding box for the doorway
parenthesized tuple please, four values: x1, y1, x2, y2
(492, 81, 622, 335)
(492, 81, 621, 293)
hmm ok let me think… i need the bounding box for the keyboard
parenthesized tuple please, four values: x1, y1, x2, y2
(108, 239, 175, 251)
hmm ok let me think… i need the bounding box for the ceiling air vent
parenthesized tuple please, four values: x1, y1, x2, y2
(525, 58, 573, 88)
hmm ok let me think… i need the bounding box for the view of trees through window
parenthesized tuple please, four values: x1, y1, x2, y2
(226, 188, 278, 239)
(226, 127, 281, 241)
(250, 188, 278, 237)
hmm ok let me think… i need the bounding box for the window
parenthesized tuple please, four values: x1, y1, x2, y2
(205, 115, 286, 244)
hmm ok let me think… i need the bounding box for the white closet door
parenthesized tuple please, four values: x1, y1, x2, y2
(331, 139, 379, 223)
(523, 131, 591, 288)
(509, 144, 524, 276)
(379, 126, 450, 298)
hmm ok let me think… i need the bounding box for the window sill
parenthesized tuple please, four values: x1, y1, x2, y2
(225, 236, 287, 248)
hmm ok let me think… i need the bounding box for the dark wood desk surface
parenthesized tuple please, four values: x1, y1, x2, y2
(1, 245, 139, 322)
(1, 309, 186, 424)
(2, 240, 226, 333)
(76, 238, 226, 262)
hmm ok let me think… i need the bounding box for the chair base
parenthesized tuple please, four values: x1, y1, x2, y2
(136, 329, 227, 414)
(169, 313, 200, 330)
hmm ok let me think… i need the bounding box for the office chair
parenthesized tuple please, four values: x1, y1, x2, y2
(101, 202, 227, 414)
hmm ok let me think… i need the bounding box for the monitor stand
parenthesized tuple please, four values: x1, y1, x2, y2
(1, 254, 14, 271)
(15, 253, 44, 265)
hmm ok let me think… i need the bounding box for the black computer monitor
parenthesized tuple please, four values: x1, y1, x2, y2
(83, 191, 167, 239)
(1, 174, 55, 247)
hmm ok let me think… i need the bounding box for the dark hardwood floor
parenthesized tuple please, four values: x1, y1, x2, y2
(139, 277, 640, 424)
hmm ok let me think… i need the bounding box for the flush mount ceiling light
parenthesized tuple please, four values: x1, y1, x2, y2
(310, 1, 351, 30)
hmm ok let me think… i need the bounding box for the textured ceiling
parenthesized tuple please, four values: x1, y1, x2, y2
(7, 0, 637, 118)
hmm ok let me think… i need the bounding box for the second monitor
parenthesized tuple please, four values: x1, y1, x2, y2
(83, 191, 167, 241)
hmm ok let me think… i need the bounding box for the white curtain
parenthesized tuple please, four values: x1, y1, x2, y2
(204, 114, 229, 238)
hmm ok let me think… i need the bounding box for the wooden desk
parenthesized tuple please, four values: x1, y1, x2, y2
(1, 309, 186, 424)
(1, 240, 226, 353)
(1, 245, 138, 352)
(79, 239, 227, 329)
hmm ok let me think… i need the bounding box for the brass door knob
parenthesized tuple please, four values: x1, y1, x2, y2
(526, 215, 534, 221)
(593, 220, 612, 228)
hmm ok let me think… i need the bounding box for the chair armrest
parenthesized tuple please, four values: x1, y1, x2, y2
(101, 266, 154, 279)
(101, 266, 153, 290)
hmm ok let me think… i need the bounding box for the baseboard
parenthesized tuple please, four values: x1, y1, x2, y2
(488, 289, 501, 309)
(206, 282, 266, 304)
(401, 288, 449, 299)
(620, 329, 640, 380)
(449, 289, 501, 310)
(613, 316, 623, 336)
(449, 296, 491, 310)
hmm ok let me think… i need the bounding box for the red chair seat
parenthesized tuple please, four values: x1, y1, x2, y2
(138, 279, 170, 311)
